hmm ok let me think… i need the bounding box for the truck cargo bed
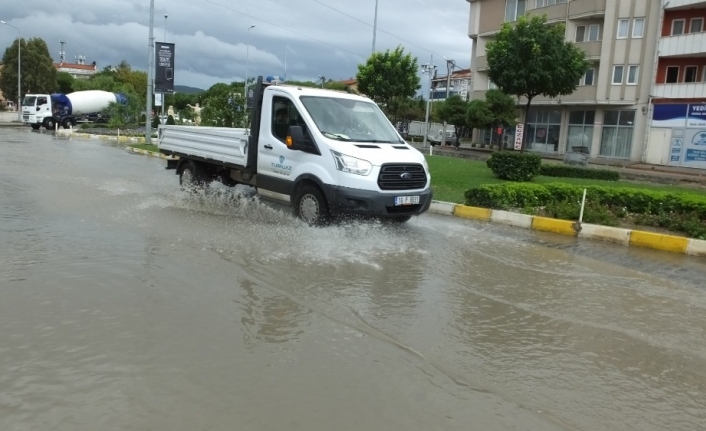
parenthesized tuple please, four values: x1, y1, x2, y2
(158, 125, 250, 167)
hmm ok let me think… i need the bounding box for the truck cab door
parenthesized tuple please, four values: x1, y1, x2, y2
(36, 96, 51, 119)
(257, 94, 318, 199)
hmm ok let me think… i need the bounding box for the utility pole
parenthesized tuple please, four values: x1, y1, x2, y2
(421, 55, 436, 149)
(441, 58, 455, 147)
(161, 13, 168, 122)
(372, 0, 379, 54)
(145, 0, 155, 144)
(244, 25, 255, 99)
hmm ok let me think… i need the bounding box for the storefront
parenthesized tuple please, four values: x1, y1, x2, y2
(650, 103, 706, 170)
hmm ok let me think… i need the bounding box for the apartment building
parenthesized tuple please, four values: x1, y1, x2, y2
(468, 0, 662, 163)
(430, 68, 473, 102)
(646, 0, 706, 170)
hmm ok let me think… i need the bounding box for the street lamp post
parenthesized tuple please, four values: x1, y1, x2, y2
(244, 25, 255, 100)
(1, 21, 21, 122)
(441, 58, 456, 147)
(372, 0, 379, 54)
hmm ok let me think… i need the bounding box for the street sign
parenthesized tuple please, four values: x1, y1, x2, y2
(514, 124, 524, 150)
(155, 42, 175, 94)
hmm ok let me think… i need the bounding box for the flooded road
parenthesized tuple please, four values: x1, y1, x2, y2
(1, 128, 705, 431)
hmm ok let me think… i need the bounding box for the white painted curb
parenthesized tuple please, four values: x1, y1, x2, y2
(687, 239, 706, 257)
(578, 224, 631, 246)
(429, 201, 455, 216)
(490, 209, 533, 229)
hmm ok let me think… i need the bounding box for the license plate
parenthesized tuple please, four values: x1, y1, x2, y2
(395, 195, 420, 206)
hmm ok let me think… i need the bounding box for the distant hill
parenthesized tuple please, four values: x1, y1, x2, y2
(174, 85, 204, 94)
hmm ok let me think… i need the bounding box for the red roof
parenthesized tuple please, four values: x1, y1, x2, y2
(54, 62, 97, 71)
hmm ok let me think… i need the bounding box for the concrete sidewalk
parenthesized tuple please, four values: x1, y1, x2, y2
(0, 111, 23, 127)
(411, 142, 706, 187)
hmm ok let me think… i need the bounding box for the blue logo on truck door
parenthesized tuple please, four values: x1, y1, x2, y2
(272, 155, 293, 176)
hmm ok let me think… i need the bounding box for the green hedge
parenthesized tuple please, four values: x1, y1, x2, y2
(464, 183, 706, 238)
(486, 151, 542, 182)
(539, 164, 620, 181)
(465, 183, 706, 218)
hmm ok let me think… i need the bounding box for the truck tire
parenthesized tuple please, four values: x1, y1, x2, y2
(294, 185, 330, 226)
(62, 118, 74, 129)
(30, 124, 40, 130)
(390, 215, 413, 223)
(179, 161, 206, 191)
(43, 118, 55, 131)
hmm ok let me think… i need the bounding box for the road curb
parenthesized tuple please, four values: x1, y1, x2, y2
(428, 201, 706, 257)
(126, 146, 176, 160)
(69, 132, 148, 144)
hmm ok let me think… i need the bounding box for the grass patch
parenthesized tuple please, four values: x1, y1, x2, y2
(426, 154, 706, 204)
(130, 143, 159, 152)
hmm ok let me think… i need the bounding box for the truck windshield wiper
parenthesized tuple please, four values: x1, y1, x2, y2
(320, 131, 351, 141)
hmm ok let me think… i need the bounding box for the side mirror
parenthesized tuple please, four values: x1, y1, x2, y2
(286, 125, 307, 151)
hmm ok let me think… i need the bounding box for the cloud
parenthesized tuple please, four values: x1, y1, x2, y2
(1, 0, 471, 90)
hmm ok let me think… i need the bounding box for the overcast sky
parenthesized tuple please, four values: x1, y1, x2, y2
(1, 0, 471, 91)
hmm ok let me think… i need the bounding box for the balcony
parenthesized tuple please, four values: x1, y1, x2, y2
(569, 0, 606, 19)
(474, 55, 488, 71)
(659, 32, 706, 57)
(576, 40, 602, 59)
(653, 82, 706, 98)
(526, 3, 568, 22)
(532, 86, 599, 104)
(664, 0, 706, 10)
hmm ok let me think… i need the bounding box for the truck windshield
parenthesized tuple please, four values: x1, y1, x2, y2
(22, 96, 37, 107)
(299, 96, 402, 143)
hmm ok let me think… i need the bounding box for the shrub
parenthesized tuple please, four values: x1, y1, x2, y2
(139, 113, 147, 125)
(486, 151, 542, 182)
(167, 114, 176, 125)
(540, 164, 620, 181)
(151, 115, 160, 129)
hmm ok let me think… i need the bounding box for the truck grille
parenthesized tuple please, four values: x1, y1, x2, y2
(23, 115, 29, 120)
(377, 163, 427, 190)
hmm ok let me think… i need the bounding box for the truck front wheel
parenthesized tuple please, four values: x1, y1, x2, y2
(30, 124, 40, 130)
(43, 118, 55, 130)
(294, 185, 330, 226)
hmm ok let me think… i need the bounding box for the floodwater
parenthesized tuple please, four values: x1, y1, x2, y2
(1, 127, 705, 431)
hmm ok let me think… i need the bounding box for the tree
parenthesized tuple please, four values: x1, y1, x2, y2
(200, 81, 246, 128)
(485, 89, 518, 148)
(356, 46, 420, 110)
(437, 95, 469, 146)
(485, 15, 589, 150)
(56, 72, 74, 94)
(466, 99, 493, 133)
(0, 38, 57, 102)
(386, 96, 425, 124)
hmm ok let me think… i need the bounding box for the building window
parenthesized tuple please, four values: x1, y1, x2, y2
(505, 0, 527, 22)
(612, 65, 624, 84)
(577, 68, 595, 86)
(627, 65, 639, 85)
(685, 66, 699, 83)
(535, 0, 567, 7)
(690, 18, 703, 33)
(566, 110, 595, 153)
(576, 24, 601, 42)
(672, 19, 685, 35)
(632, 18, 645, 38)
(666, 66, 680, 83)
(617, 19, 629, 38)
(525, 109, 562, 153)
(600, 110, 635, 159)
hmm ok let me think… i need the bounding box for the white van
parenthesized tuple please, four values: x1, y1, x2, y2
(158, 76, 433, 224)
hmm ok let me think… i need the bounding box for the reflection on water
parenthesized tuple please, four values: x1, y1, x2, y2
(2, 128, 706, 431)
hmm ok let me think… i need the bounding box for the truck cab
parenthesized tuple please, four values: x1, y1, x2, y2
(159, 77, 433, 225)
(21, 94, 54, 130)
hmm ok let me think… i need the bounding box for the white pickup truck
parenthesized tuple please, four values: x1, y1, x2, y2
(158, 76, 433, 225)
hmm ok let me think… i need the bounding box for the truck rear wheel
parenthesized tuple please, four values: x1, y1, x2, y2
(62, 118, 74, 129)
(179, 161, 207, 191)
(294, 185, 330, 226)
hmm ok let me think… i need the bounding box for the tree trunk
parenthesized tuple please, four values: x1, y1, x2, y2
(522, 96, 534, 152)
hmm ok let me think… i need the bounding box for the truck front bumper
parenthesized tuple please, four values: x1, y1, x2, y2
(323, 185, 433, 218)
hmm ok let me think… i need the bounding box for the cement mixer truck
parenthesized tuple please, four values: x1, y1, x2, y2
(21, 90, 128, 130)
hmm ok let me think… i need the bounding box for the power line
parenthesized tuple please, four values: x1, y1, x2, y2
(312, 0, 443, 58)
(203, 0, 366, 59)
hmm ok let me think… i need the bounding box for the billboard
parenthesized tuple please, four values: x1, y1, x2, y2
(154, 42, 175, 94)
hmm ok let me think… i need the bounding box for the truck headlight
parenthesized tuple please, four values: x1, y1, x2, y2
(331, 150, 372, 176)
